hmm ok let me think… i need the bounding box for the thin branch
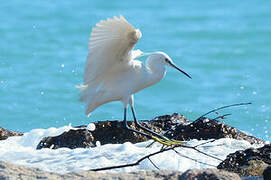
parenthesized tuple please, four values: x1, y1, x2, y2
(194, 102, 251, 122)
(213, 113, 232, 120)
(148, 157, 160, 170)
(173, 149, 217, 168)
(89, 146, 175, 171)
(164, 103, 250, 137)
(178, 144, 223, 162)
(185, 145, 224, 161)
(180, 142, 223, 161)
(89, 139, 224, 172)
(193, 139, 216, 148)
(88, 102, 252, 172)
(201, 143, 225, 148)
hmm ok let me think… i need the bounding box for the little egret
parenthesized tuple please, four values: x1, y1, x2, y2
(77, 15, 191, 146)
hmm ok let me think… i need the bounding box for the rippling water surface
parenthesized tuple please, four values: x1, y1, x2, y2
(0, 0, 270, 141)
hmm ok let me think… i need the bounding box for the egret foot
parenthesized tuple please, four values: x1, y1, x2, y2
(151, 136, 183, 146)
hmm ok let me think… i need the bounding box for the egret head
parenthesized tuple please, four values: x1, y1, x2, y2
(148, 52, 192, 79)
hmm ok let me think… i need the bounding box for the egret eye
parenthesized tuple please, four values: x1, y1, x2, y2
(165, 58, 169, 63)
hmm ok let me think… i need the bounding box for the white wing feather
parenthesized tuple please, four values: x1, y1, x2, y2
(78, 15, 142, 115)
(84, 15, 142, 85)
(131, 49, 143, 59)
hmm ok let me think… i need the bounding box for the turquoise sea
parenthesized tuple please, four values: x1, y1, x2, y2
(1, 1, 270, 141)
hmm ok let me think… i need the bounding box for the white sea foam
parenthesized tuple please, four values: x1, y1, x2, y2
(86, 123, 96, 131)
(0, 125, 263, 174)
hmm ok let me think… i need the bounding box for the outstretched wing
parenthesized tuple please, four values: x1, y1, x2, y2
(84, 15, 142, 85)
(78, 15, 142, 115)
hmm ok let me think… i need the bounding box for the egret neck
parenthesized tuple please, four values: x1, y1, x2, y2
(145, 56, 166, 87)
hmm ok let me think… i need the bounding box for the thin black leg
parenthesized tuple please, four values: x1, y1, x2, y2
(130, 106, 168, 141)
(123, 107, 152, 139)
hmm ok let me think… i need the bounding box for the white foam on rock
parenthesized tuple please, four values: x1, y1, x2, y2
(86, 123, 96, 131)
(0, 125, 262, 174)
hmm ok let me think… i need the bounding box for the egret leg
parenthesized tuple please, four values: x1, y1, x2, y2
(123, 107, 152, 139)
(130, 106, 169, 141)
(131, 106, 183, 146)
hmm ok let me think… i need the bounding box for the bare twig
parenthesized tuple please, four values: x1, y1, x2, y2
(89, 140, 224, 172)
(172, 149, 217, 167)
(88, 102, 252, 172)
(194, 102, 251, 122)
(213, 113, 232, 120)
(89, 146, 176, 171)
(193, 139, 216, 148)
(179, 142, 224, 162)
(201, 143, 225, 148)
(182, 145, 223, 161)
(148, 157, 160, 170)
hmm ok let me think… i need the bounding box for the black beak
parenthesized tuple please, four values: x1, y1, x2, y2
(169, 62, 192, 79)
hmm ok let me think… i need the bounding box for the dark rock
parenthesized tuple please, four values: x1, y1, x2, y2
(179, 168, 241, 180)
(36, 113, 186, 149)
(36, 113, 264, 149)
(74, 113, 187, 146)
(151, 113, 189, 130)
(263, 166, 271, 180)
(91, 121, 151, 145)
(165, 117, 264, 144)
(86, 113, 188, 145)
(37, 129, 95, 149)
(0, 126, 23, 140)
(239, 159, 268, 177)
(217, 144, 271, 176)
(0, 161, 182, 180)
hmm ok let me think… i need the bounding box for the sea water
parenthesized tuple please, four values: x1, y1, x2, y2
(0, 0, 270, 173)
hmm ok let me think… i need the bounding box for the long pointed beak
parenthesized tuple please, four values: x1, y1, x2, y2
(169, 62, 192, 79)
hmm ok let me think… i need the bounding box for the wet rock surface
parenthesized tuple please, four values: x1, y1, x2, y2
(90, 121, 151, 144)
(179, 168, 241, 180)
(37, 129, 95, 149)
(217, 144, 271, 176)
(263, 166, 271, 180)
(36, 113, 264, 149)
(165, 117, 264, 144)
(36, 113, 186, 149)
(90, 113, 187, 145)
(1, 113, 267, 179)
(0, 161, 244, 180)
(0, 160, 180, 180)
(36, 121, 153, 149)
(0, 126, 23, 140)
(150, 113, 188, 130)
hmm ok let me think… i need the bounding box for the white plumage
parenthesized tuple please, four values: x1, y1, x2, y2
(77, 15, 191, 144)
(77, 15, 144, 115)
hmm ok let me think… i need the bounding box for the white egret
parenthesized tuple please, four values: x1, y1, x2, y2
(77, 15, 191, 146)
